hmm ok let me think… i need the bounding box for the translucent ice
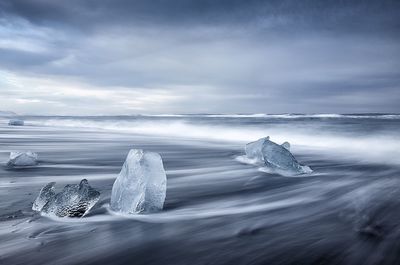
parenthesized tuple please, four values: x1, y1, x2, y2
(281, 142, 290, 150)
(245, 137, 312, 174)
(245, 136, 270, 162)
(111, 149, 167, 214)
(8, 119, 24, 126)
(7, 151, 38, 167)
(33, 179, 100, 217)
(32, 182, 56, 211)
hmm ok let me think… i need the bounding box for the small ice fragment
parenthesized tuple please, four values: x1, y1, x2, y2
(245, 137, 312, 174)
(32, 182, 56, 211)
(111, 149, 167, 214)
(7, 151, 38, 167)
(34, 179, 100, 218)
(8, 119, 24, 126)
(281, 142, 290, 150)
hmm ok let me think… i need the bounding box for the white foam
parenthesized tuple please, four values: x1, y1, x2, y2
(29, 117, 400, 165)
(42, 196, 318, 224)
(235, 155, 260, 165)
(143, 114, 400, 119)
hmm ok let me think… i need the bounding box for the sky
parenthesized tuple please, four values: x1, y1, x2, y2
(0, 0, 399, 115)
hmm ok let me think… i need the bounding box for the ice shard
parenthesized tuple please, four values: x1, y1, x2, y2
(7, 151, 38, 167)
(111, 149, 167, 214)
(245, 137, 312, 174)
(33, 179, 100, 218)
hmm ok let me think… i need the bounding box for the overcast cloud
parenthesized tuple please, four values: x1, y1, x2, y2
(0, 0, 399, 115)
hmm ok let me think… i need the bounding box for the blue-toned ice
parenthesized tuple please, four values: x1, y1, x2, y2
(245, 137, 312, 174)
(111, 149, 167, 214)
(32, 182, 56, 212)
(7, 151, 38, 167)
(8, 119, 24, 126)
(32, 179, 100, 217)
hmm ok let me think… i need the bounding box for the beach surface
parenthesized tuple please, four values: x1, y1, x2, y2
(1, 114, 400, 265)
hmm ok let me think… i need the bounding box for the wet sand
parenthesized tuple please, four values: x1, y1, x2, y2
(1, 117, 400, 265)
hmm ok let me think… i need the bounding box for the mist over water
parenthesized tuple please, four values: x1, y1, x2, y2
(1, 114, 400, 265)
(26, 114, 400, 164)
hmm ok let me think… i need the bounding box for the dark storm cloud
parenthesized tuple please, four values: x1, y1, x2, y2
(0, 0, 399, 114)
(1, 0, 399, 34)
(0, 48, 60, 67)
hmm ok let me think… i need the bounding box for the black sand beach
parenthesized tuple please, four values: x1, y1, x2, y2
(1, 115, 400, 265)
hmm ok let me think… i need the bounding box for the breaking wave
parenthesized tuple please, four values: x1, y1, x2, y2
(23, 115, 400, 165)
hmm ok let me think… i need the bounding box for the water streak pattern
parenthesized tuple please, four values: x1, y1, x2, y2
(0, 114, 399, 265)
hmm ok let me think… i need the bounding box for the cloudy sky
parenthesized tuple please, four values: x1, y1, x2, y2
(0, 0, 399, 115)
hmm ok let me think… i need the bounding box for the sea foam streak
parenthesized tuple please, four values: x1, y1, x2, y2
(2, 114, 400, 265)
(29, 116, 400, 164)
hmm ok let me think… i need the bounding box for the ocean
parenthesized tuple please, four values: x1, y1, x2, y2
(1, 114, 400, 265)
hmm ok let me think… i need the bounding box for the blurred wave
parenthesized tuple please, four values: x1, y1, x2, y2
(23, 115, 400, 164)
(1, 114, 400, 264)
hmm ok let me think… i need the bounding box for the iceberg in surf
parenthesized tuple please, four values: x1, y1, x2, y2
(8, 119, 24, 126)
(245, 136, 270, 162)
(111, 149, 167, 214)
(32, 179, 100, 218)
(245, 137, 312, 174)
(7, 151, 38, 167)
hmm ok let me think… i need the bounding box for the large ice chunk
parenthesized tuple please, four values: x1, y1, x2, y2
(111, 149, 167, 214)
(8, 119, 24, 126)
(245, 137, 312, 174)
(7, 151, 38, 167)
(32, 179, 100, 217)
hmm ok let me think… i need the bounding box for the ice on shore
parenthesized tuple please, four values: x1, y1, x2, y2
(7, 151, 38, 167)
(281, 141, 290, 150)
(111, 149, 167, 214)
(32, 179, 100, 218)
(245, 136, 270, 162)
(8, 119, 24, 126)
(32, 182, 56, 211)
(245, 137, 312, 174)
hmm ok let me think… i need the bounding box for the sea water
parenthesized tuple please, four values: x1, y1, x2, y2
(1, 114, 400, 265)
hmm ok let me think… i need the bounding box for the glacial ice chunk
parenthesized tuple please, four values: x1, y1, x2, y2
(245, 136, 270, 162)
(7, 151, 38, 167)
(245, 137, 312, 174)
(33, 179, 100, 217)
(8, 119, 24, 126)
(281, 142, 290, 150)
(32, 182, 56, 211)
(111, 149, 167, 214)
